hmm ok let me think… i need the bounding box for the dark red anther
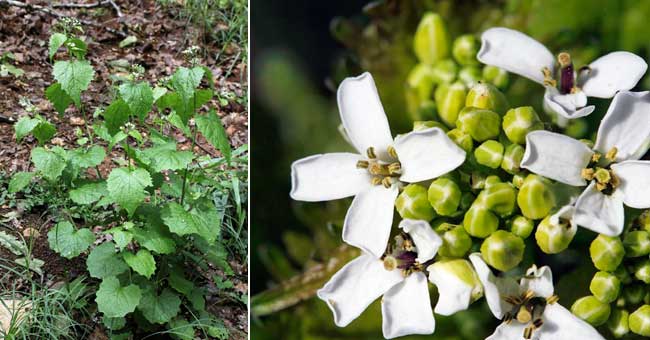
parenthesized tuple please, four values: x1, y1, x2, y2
(396, 251, 417, 269)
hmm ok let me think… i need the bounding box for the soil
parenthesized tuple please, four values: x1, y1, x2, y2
(0, 0, 248, 338)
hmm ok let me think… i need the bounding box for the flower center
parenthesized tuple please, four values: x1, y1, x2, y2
(356, 146, 402, 188)
(542, 52, 584, 95)
(382, 233, 424, 276)
(581, 147, 620, 194)
(503, 290, 559, 339)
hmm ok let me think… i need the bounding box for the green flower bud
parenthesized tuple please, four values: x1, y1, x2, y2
(414, 13, 449, 65)
(614, 265, 633, 285)
(508, 215, 534, 239)
(435, 223, 472, 258)
(608, 309, 630, 338)
(623, 231, 650, 257)
(395, 184, 435, 221)
(431, 59, 458, 84)
(446, 128, 473, 153)
(428, 178, 461, 216)
(590, 271, 621, 303)
(463, 205, 499, 238)
(565, 118, 588, 139)
(639, 210, 650, 232)
(571, 295, 611, 326)
(516, 174, 555, 220)
(465, 82, 509, 115)
(630, 305, 650, 336)
(479, 182, 516, 217)
(459, 192, 475, 212)
(502, 106, 543, 144)
(635, 260, 650, 284)
(535, 215, 576, 254)
(474, 140, 504, 169)
(456, 107, 501, 142)
(458, 66, 482, 88)
(482, 65, 509, 89)
(414, 120, 448, 132)
(452, 34, 479, 66)
(480, 230, 524, 272)
(406, 64, 435, 116)
(501, 144, 524, 174)
(435, 82, 466, 127)
(590, 235, 625, 272)
(484, 175, 501, 189)
(512, 173, 525, 188)
(624, 283, 646, 305)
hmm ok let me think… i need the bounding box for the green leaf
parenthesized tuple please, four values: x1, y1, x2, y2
(31, 147, 66, 181)
(103, 99, 131, 135)
(69, 181, 108, 204)
(70, 145, 106, 168)
(171, 66, 204, 105)
(161, 202, 220, 243)
(137, 288, 181, 324)
(96, 276, 142, 318)
(168, 317, 194, 340)
(0, 230, 28, 256)
(48, 33, 67, 60)
(9, 171, 34, 193)
(45, 83, 74, 116)
(195, 110, 231, 162)
(107, 228, 133, 251)
(87, 242, 129, 278)
(47, 221, 94, 259)
(132, 223, 176, 254)
(152, 86, 168, 102)
(65, 38, 88, 59)
(168, 268, 194, 295)
(123, 249, 156, 279)
(14, 117, 39, 142)
(32, 120, 56, 145)
(107, 167, 152, 216)
(141, 142, 193, 172)
(119, 82, 154, 120)
(118, 35, 137, 48)
(52, 60, 94, 107)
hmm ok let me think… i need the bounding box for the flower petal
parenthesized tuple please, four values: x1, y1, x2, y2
(398, 219, 442, 263)
(393, 128, 465, 183)
(549, 205, 577, 232)
(594, 91, 650, 161)
(469, 253, 520, 319)
(343, 185, 398, 257)
(427, 259, 482, 316)
(486, 321, 527, 340)
(477, 27, 554, 84)
(521, 130, 594, 186)
(611, 161, 650, 209)
(574, 182, 625, 236)
(338, 72, 394, 159)
(382, 272, 435, 339)
(290, 153, 371, 201)
(520, 265, 554, 298)
(543, 88, 594, 120)
(317, 254, 404, 327)
(581, 52, 648, 98)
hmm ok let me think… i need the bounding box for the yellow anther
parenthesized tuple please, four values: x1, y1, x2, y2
(591, 153, 601, 163)
(611, 172, 620, 188)
(366, 147, 377, 159)
(402, 239, 415, 252)
(369, 163, 390, 176)
(542, 67, 556, 87)
(356, 160, 369, 169)
(581, 168, 595, 180)
(606, 147, 618, 161)
(388, 162, 401, 175)
(557, 52, 571, 67)
(387, 145, 398, 159)
(382, 177, 393, 188)
(596, 182, 607, 192)
(383, 256, 397, 271)
(570, 86, 580, 94)
(547, 294, 559, 305)
(371, 177, 383, 186)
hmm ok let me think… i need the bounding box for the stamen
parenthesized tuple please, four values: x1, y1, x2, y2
(581, 168, 594, 181)
(596, 182, 607, 192)
(388, 162, 401, 175)
(366, 147, 377, 159)
(387, 145, 398, 159)
(542, 67, 556, 87)
(371, 177, 383, 186)
(383, 256, 397, 271)
(547, 294, 559, 304)
(516, 307, 532, 323)
(369, 163, 391, 176)
(558, 52, 575, 94)
(557, 52, 571, 67)
(594, 168, 611, 184)
(606, 147, 618, 161)
(591, 153, 601, 163)
(381, 177, 393, 188)
(356, 160, 369, 169)
(610, 173, 620, 188)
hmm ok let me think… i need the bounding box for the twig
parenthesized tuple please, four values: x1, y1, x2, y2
(52, 0, 109, 9)
(0, 0, 127, 38)
(107, 0, 122, 18)
(0, 114, 15, 124)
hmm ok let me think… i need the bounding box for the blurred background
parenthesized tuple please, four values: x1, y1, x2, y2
(251, 0, 650, 338)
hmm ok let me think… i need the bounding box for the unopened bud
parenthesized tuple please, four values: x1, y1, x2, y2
(463, 205, 499, 238)
(508, 215, 534, 239)
(465, 82, 509, 115)
(431, 59, 458, 84)
(413, 120, 448, 132)
(482, 65, 509, 89)
(479, 182, 516, 217)
(635, 259, 650, 284)
(502, 106, 543, 144)
(624, 284, 646, 306)
(452, 34, 479, 66)
(512, 173, 525, 188)
(458, 66, 482, 88)
(608, 309, 630, 338)
(590, 271, 621, 303)
(480, 230, 524, 271)
(474, 140, 504, 169)
(446, 128, 473, 153)
(565, 118, 588, 139)
(590, 234, 625, 272)
(614, 265, 633, 285)
(517, 174, 555, 219)
(629, 305, 650, 336)
(405, 64, 435, 117)
(435, 223, 472, 258)
(484, 175, 501, 189)
(623, 230, 650, 257)
(571, 295, 611, 326)
(414, 13, 450, 65)
(535, 215, 576, 254)
(501, 143, 525, 174)
(395, 184, 435, 221)
(428, 178, 461, 216)
(456, 107, 501, 142)
(435, 82, 467, 127)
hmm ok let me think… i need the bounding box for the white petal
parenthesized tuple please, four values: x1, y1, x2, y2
(594, 91, 650, 161)
(393, 128, 465, 183)
(539, 304, 606, 340)
(612, 161, 650, 209)
(543, 88, 594, 120)
(343, 185, 398, 257)
(382, 272, 435, 339)
(574, 182, 625, 236)
(469, 253, 520, 319)
(478, 27, 554, 84)
(521, 131, 594, 186)
(398, 219, 442, 263)
(520, 265, 554, 298)
(582, 52, 648, 98)
(486, 321, 526, 340)
(317, 254, 404, 327)
(337, 72, 394, 159)
(549, 205, 576, 227)
(290, 153, 372, 201)
(427, 259, 482, 316)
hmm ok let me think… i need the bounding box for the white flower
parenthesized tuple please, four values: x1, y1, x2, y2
(318, 220, 480, 339)
(469, 253, 606, 340)
(291, 73, 465, 257)
(478, 27, 647, 123)
(520, 91, 650, 236)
